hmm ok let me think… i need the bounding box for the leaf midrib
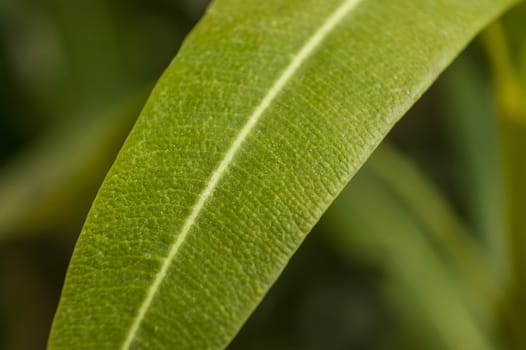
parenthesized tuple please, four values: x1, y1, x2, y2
(120, 0, 364, 348)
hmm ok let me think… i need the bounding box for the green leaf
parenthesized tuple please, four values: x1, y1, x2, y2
(320, 143, 497, 349)
(364, 144, 499, 321)
(0, 92, 145, 240)
(438, 51, 507, 276)
(48, 0, 519, 348)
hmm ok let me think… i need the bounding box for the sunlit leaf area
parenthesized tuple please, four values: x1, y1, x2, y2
(1, 0, 526, 349)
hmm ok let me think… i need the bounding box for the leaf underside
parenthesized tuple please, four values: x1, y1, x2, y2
(48, 0, 518, 349)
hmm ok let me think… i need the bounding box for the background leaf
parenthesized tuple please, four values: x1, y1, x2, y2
(320, 143, 496, 350)
(0, 92, 145, 240)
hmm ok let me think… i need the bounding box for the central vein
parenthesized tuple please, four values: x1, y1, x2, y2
(120, 0, 362, 348)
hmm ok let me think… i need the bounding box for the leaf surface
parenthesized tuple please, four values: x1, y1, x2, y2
(48, 0, 519, 348)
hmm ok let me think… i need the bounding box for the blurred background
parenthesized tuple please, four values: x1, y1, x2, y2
(1, 1, 526, 349)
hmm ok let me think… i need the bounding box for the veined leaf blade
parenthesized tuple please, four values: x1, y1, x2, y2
(48, 0, 519, 348)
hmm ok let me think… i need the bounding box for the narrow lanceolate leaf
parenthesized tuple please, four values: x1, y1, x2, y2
(48, 0, 518, 349)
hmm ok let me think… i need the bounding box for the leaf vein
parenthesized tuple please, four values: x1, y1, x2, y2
(120, 0, 363, 348)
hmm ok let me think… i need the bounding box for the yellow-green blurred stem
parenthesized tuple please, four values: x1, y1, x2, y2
(500, 119, 526, 350)
(484, 22, 526, 350)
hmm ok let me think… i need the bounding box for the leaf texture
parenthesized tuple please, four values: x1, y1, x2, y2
(48, 0, 519, 348)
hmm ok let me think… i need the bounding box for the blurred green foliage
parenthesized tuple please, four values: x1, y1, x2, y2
(0, 1, 526, 349)
(0, 1, 208, 348)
